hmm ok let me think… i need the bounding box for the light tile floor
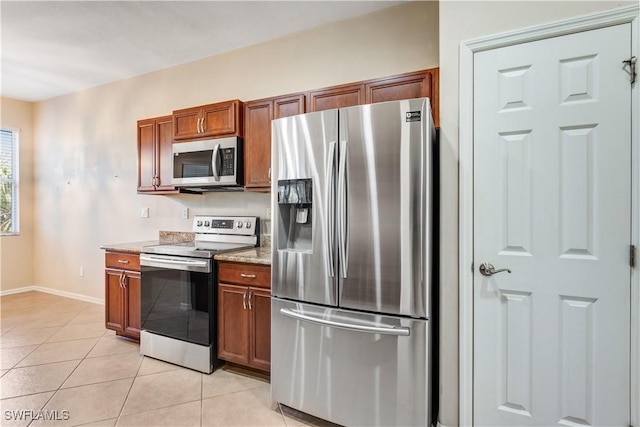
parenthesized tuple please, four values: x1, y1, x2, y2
(0, 291, 336, 427)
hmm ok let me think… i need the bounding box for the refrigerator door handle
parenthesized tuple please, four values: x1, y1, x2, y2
(337, 140, 349, 279)
(280, 308, 410, 336)
(325, 141, 336, 278)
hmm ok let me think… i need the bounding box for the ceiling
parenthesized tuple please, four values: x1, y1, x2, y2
(1, 1, 404, 102)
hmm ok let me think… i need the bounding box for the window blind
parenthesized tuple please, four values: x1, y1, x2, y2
(0, 128, 19, 234)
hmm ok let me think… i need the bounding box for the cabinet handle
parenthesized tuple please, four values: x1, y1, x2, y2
(242, 290, 247, 310)
(248, 290, 253, 310)
(268, 167, 271, 183)
(197, 117, 204, 133)
(240, 273, 256, 279)
(200, 117, 206, 133)
(119, 271, 125, 288)
(117, 260, 130, 264)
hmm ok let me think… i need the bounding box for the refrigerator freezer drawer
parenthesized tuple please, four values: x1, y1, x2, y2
(271, 298, 431, 427)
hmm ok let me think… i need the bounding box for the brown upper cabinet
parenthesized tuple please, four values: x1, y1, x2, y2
(137, 115, 177, 194)
(308, 68, 439, 127)
(244, 94, 305, 190)
(242, 68, 440, 192)
(173, 99, 243, 141)
(365, 68, 440, 127)
(307, 83, 365, 113)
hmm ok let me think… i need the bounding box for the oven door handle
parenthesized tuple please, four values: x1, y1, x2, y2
(140, 254, 211, 273)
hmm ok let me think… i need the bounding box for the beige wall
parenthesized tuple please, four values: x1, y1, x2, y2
(30, 1, 439, 301)
(0, 97, 35, 292)
(438, 1, 634, 426)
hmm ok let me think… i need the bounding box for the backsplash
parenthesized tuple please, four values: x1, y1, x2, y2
(159, 231, 195, 243)
(159, 230, 271, 247)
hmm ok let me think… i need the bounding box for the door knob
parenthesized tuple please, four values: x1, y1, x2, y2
(479, 263, 511, 277)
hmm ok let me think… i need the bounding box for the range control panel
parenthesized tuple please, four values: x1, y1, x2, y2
(192, 216, 258, 235)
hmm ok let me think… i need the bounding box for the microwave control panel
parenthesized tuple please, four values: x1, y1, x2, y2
(221, 148, 235, 176)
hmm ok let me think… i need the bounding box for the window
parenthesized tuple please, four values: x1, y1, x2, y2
(0, 128, 19, 234)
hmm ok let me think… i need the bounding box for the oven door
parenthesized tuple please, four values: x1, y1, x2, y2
(140, 254, 214, 346)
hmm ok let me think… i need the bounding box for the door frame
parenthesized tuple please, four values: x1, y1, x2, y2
(459, 5, 640, 426)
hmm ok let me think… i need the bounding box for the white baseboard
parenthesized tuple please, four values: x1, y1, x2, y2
(0, 286, 105, 305)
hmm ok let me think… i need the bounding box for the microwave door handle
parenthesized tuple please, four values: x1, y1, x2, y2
(212, 143, 221, 181)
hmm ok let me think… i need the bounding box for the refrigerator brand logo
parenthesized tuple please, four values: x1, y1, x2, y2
(406, 111, 421, 122)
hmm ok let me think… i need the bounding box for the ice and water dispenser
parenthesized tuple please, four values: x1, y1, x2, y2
(277, 179, 312, 251)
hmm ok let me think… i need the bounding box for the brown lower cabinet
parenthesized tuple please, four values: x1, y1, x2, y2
(104, 252, 141, 340)
(217, 262, 271, 372)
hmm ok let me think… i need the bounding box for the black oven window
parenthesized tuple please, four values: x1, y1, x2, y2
(140, 267, 213, 346)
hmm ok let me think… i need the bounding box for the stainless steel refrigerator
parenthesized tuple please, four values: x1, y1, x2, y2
(270, 98, 435, 427)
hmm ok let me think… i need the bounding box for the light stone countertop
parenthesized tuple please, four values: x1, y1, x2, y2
(100, 240, 159, 254)
(214, 246, 271, 266)
(101, 241, 271, 266)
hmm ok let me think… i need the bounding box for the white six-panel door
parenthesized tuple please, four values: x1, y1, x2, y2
(473, 24, 631, 426)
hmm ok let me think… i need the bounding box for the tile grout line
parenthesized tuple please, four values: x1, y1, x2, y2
(20, 304, 104, 427)
(113, 344, 147, 426)
(200, 372, 204, 427)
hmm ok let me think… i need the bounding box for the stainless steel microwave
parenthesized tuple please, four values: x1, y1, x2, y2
(172, 137, 243, 191)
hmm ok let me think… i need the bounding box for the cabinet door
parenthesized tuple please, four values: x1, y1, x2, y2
(249, 287, 271, 372)
(218, 284, 250, 364)
(105, 269, 125, 333)
(137, 119, 156, 192)
(365, 69, 439, 127)
(243, 100, 273, 189)
(155, 116, 176, 191)
(124, 271, 141, 339)
(173, 106, 202, 140)
(307, 83, 365, 112)
(201, 100, 241, 138)
(274, 94, 305, 119)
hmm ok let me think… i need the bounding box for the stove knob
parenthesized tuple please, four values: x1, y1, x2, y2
(236, 221, 243, 228)
(204, 221, 210, 227)
(197, 220, 203, 227)
(245, 221, 252, 228)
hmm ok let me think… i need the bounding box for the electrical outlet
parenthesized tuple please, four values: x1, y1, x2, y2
(79, 266, 84, 277)
(141, 207, 149, 218)
(182, 207, 189, 219)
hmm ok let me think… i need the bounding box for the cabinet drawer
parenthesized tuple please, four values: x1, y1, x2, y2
(218, 262, 270, 288)
(105, 253, 140, 271)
